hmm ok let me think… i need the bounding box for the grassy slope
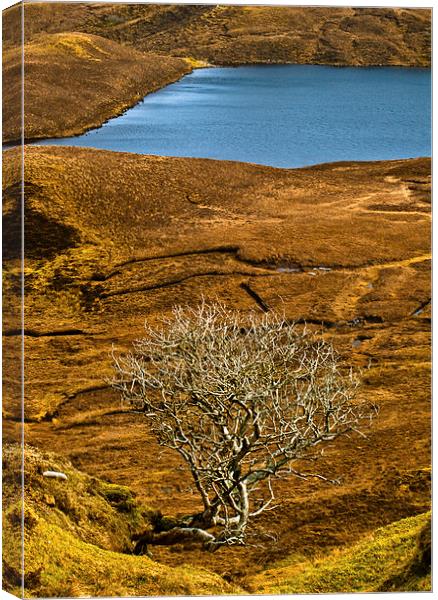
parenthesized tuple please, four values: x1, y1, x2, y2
(2, 443, 430, 595)
(2, 145, 430, 430)
(2, 444, 241, 597)
(2, 147, 430, 591)
(4, 3, 431, 67)
(2, 31, 191, 142)
(1, 4, 431, 592)
(245, 512, 431, 594)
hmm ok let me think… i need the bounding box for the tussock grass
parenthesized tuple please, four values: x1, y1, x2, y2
(2, 147, 430, 587)
(4, 4, 431, 68)
(2, 32, 192, 142)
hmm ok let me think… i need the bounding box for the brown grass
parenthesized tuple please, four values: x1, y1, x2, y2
(2, 443, 241, 597)
(2, 146, 430, 420)
(2, 4, 429, 146)
(2, 32, 191, 142)
(1, 5, 431, 592)
(2, 147, 431, 591)
(4, 3, 431, 67)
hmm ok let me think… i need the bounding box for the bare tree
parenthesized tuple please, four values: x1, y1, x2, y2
(111, 302, 372, 551)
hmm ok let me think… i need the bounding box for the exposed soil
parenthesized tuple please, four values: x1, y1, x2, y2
(2, 146, 431, 583)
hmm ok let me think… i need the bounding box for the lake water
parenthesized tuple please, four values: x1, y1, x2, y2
(36, 65, 431, 168)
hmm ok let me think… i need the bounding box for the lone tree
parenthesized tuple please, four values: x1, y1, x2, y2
(111, 302, 372, 551)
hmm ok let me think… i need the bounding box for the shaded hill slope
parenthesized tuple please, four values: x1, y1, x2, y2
(2, 147, 430, 588)
(3, 3, 431, 67)
(2, 443, 241, 597)
(2, 31, 191, 142)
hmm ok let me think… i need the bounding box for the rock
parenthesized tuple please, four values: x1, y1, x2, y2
(42, 470, 67, 481)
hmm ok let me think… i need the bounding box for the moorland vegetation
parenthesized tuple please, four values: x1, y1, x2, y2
(1, 2, 432, 596)
(111, 303, 371, 549)
(2, 146, 431, 594)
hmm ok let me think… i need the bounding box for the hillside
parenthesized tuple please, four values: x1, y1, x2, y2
(2, 444, 429, 596)
(2, 443, 241, 597)
(2, 4, 430, 143)
(1, 2, 431, 594)
(3, 3, 431, 67)
(2, 146, 431, 587)
(2, 31, 192, 142)
(245, 511, 431, 593)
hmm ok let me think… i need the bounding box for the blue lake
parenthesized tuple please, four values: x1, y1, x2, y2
(36, 65, 431, 168)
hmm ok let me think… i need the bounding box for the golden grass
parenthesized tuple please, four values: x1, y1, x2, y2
(245, 512, 431, 594)
(21, 523, 239, 597)
(4, 444, 429, 596)
(4, 4, 431, 67)
(2, 32, 192, 142)
(28, 32, 111, 61)
(183, 56, 211, 68)
(2, 148, 429, 422)
(2, 147, 430, 587)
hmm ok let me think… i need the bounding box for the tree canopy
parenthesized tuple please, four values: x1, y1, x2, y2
(111, 302, 372, 549)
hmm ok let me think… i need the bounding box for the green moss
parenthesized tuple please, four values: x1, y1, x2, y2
(97, 481, 138, 513)
(22, 521, 237, 597)
(246, 512, 431, 594)
(2, 443, 241, 597)
(378, 516, 431, 592)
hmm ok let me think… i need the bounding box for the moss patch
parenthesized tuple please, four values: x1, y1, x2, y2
(245, 511, 431, 594)
(21, 522, 239, 598)
(2, 444, 241, 597)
